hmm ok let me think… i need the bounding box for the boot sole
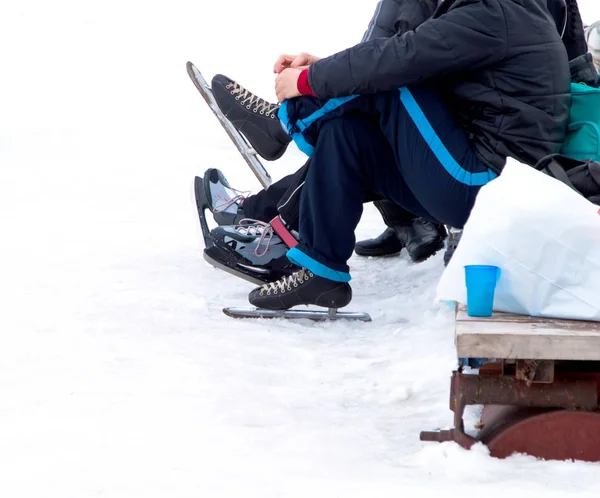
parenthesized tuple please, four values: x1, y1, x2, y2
(409, 238, 446, 264)
(354, 248, 403, 258)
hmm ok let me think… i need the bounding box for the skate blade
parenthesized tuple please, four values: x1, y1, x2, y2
(203, 252, 267, 286)
(222, 307, 372, 322)
(186, 61, 272, 189)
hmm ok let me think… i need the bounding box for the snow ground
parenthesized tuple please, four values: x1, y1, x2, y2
(1, 1, 599, 496)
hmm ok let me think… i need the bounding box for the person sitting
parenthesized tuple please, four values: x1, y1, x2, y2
(194, 0, 593, 288)
(237, 0, 576, 311)
(195, 0, 447, 284)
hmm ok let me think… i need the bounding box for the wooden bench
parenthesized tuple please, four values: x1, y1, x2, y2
(420, 305, 600, 461)
(455, 304, 600, 361)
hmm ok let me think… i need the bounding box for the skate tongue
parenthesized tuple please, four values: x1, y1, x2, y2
(236, 219, 266, 236)
(213, 185, 249, 215)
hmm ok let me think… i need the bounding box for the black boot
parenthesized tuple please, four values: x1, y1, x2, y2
(355, 200, 444, 261)
(398, 218, 446, 263)
(354, 227, 403, 257)
(248, 268, 352, 311)
(211, 74, 291, 161)
(355, 219, 446, 262)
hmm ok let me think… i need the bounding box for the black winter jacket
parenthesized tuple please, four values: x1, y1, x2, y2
(361, 0, 439, 41)
(308, 0, 571, 173)
(362, 0, 587, 60)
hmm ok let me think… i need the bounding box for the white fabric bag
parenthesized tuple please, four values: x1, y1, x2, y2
(436, 159, 600, 321)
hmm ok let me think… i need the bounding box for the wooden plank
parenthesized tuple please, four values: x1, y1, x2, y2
(456, 305, 600, 328)
(455, 305, 600, 360)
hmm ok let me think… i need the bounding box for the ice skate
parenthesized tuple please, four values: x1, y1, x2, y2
(186, 61, 272, 188)
(211, 74, 291, 161)
(223, 268, 371, 322)
(203, 220, 298, 285)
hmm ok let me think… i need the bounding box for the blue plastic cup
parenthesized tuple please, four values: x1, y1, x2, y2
(464, 265, 500, 317)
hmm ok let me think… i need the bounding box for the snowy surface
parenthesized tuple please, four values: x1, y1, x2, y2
(1, 1, 600, 496)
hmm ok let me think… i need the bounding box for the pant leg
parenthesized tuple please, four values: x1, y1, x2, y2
(274, 159, 393, 232)
(242, 171, 297, 223)
(371, 86, 497, 229)
(275, 160, 310, 231)
(242, 155, 404, 231)
(287, 87, 497, 280)
(280, 95, 424, 229)
(287, 116, 435, 281)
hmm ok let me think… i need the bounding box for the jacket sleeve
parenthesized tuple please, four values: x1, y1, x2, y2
(309, 0, 508, 99)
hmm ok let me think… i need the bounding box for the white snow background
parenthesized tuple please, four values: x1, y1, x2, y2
(1, 1, 599, 496)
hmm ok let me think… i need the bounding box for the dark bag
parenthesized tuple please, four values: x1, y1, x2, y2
(535, 154, 600, 205)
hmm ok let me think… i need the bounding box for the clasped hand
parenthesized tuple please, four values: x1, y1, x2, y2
(273, 52, 320, 102)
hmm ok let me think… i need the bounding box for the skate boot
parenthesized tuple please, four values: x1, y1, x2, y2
(248, 268, 352, 311)
(202, 168, 247, 225)
(211, 74, 291, 161)
(443, 228, 463, 267)
(203, 220, 298, 285)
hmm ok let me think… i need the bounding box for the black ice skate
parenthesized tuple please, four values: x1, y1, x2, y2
(203, 220, 298, 285)
(248, 268, 351, 310)
(211, 74, 291, 161)
(186, 62, 272, 188)
(222, 269, 371, 322)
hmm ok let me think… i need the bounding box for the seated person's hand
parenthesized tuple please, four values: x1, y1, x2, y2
(275, 68, 302, 102)
(273, 52, 320, 74)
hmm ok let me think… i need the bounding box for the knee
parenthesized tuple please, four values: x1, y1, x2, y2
(317, 116, 379, 147)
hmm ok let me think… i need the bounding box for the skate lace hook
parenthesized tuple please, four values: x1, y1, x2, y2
(226, 82, 280, 117)
(235, 218, 275, 258)
(261, 269, 309, 295)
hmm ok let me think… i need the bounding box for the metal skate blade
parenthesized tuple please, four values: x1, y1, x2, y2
(185, 61, 272, 189)
(203, 252, 266, 286)
(222, 307, 372, 322)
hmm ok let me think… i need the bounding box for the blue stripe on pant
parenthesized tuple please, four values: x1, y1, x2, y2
(280, 87, 497, 281)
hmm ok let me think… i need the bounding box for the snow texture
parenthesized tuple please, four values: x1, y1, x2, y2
(0, 1, 599, 496)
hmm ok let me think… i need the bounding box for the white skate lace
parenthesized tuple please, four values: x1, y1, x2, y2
(235, 218, 276, 258)
(259, 268, 313, 296)
(226, 81, 280, 118)
(212, 188, 250, 214)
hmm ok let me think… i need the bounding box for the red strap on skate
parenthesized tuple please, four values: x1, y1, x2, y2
(270, 216, 298, 248)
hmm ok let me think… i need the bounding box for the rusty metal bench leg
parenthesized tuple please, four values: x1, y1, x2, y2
(420, 369, 599, 459)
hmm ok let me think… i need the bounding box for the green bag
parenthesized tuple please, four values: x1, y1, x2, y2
(561, 83, 600, 161)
